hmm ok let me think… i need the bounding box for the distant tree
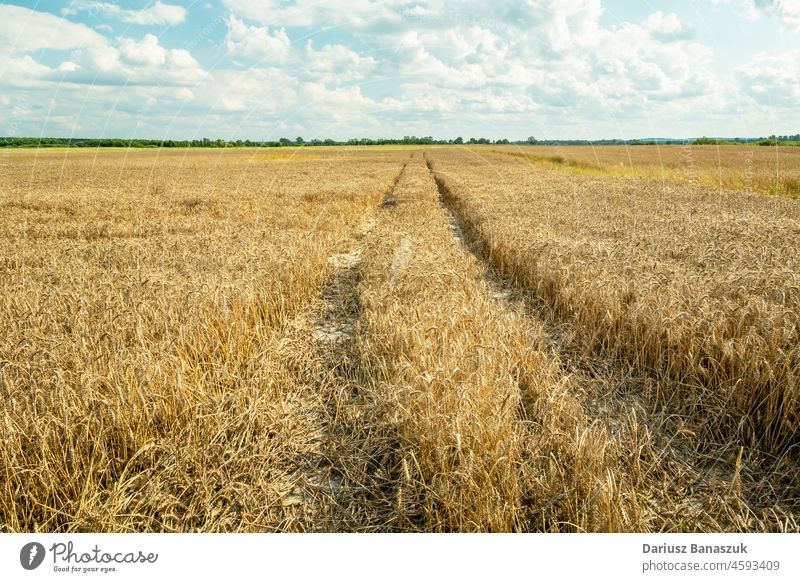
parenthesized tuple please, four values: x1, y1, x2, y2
(527, 136, 537, 144)
(694, 136, 724, 145)
(279, 137, 292, 146)
(454, 136, 463, 144)
(468, 137, 477, 144)
(295, 136, 305, 145)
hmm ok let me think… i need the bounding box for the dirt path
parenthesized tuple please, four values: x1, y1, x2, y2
(277, 157, 412, 530)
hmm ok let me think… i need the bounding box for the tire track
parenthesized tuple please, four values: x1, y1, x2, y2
(422, 151, 785, 531)
(284, 155, 413, 530)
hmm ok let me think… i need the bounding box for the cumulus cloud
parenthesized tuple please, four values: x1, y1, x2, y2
(0, 5, 203, 90)
(221, 0, 400, 28)
(3, 0, 798, 140)
(198, 69, 384, 130)
(705, 0, 800, 30)
(62, 1, 187, 26)
(355, 4, 717, 113)
(0, 54, 53, 84)
(208, 68, 299, 112)
(0, 4, 105, 54)
(644, 11, 694, 41)
(304, 41, 377, 83)
(393, 30, 489, 89)
(752, 0, 800, 30)
(225, 16, 292, 62)
(738, 49, 800, 106)
(63, 34, 206, 86)
(119, 34, 169, 66)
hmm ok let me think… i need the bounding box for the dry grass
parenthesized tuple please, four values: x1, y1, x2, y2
(1, 146, 798, 532)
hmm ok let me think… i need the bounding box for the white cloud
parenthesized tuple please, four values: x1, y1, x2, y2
(705, 0, 800, 30)
(738, 49, 800, 107)
(175, 87, 195, 101)
(168, 49, 200, 69)
(301, 83, 374, 110)
(0, 4, 105, 54)
(304, 41, 376, 83)
(539, 0, 604, 51)
(63, 1, 187, 26)
(206, 68, 299, 112)
(358, 5, 717, 112)
(644, 11, 693, 41)
(198, 68, 383, 126)
(217, 0, 710, 115)
(221, 0, 400, 28)
(64, 34, 206, 86)
(58, 61, 80, 73)
(593, 23, 715, 102)
(393, 31, 488, 89)
(0, 6, 203, 90)
(117, 34, 199, 70)
(225, 16, 292, 62)
(752, 0, 800, 30)
(0, 54, 53, 82)
(120, 34, 168, 67)
(3, 0, 797, 140)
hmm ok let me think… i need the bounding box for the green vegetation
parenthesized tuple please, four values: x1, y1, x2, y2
(758, 137, 800, 147)
(692, 136, 727, 145)
(0, 136, 449, 148)
(1, 133, 798, 149)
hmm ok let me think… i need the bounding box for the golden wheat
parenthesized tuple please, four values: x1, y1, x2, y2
(426, 149, 799, 453)
(490, 144, 800, 198)
(1, 146, 797, 532)
(0, 148, 405, 531)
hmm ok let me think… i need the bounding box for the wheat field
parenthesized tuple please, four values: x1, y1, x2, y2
(1, 145, 798, 532)
(493, 144, 800, 198)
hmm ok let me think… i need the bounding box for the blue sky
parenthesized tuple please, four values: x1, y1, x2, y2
(1, 0, 798, 140)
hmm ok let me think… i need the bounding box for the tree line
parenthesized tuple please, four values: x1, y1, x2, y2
(1, 134, 797, 148)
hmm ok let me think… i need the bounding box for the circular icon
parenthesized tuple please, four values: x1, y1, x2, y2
(20, 542, 46, 570)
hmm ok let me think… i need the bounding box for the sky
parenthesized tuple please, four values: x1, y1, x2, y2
(0, 0, 798, 141)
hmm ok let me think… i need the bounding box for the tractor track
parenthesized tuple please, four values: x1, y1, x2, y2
(421, 151, 793, 531)
(285, 155, 413, 530)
